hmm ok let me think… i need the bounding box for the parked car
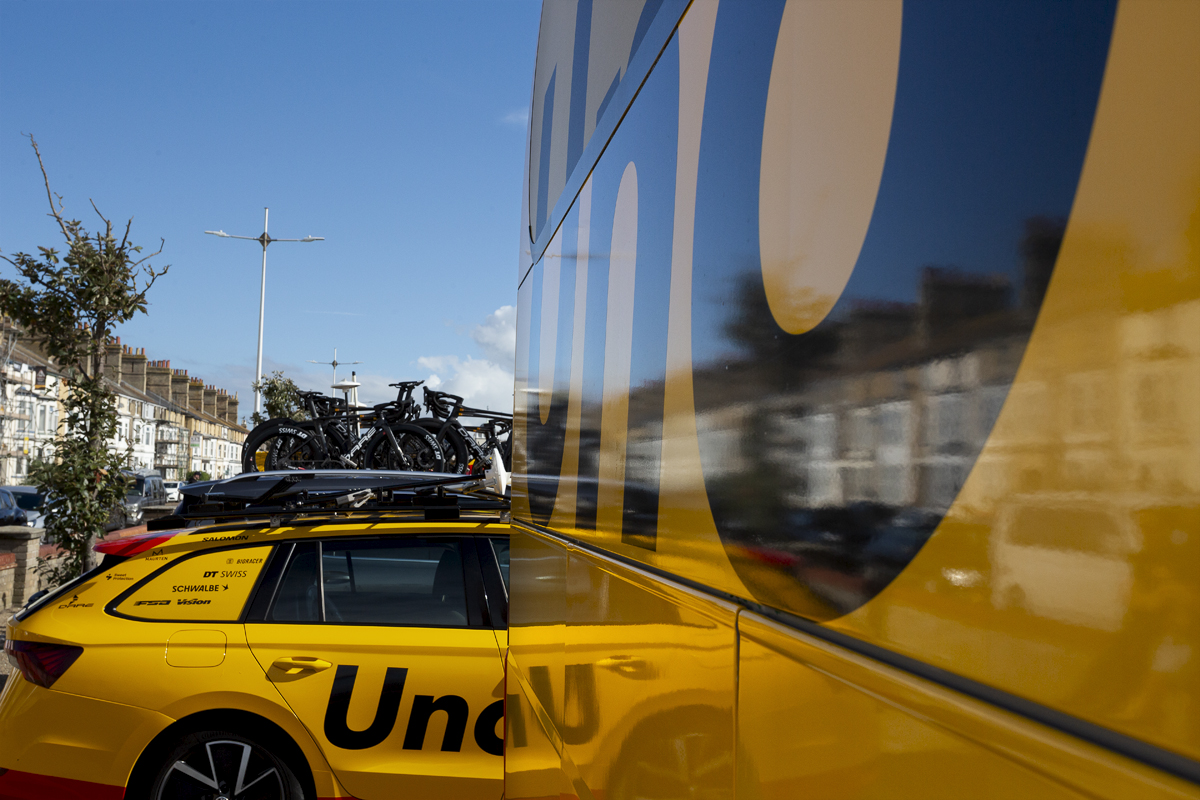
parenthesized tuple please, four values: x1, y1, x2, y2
(162, 480, 181, 503)
(121, 470, 166, 526)
(0, 486, 44, 528)
(0, 488, 29, 527)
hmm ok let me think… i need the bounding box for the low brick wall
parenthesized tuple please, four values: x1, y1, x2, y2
(0, 525, 147, 608)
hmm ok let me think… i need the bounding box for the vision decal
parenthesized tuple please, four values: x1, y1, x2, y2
(690, 0, 1117, 619)
(323, 664, 504, 755)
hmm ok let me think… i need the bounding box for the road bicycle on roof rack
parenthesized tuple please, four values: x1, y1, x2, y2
(240, 382, 441, 473)
(364, 387, 513, 475)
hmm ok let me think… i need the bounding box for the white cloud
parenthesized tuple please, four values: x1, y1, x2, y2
(416, 355, 513, 412)
(413, 305, 517, 413)
(501, 108, 529, 128)
(471, 304, 516, 371)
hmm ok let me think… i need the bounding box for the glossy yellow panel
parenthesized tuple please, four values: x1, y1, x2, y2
(506, 526, 738, 800)
(830, 0, 1200, 759)
(245, 624, 504, 800)
(738, 613, 1200, 800)
(0, 677, 171, 789)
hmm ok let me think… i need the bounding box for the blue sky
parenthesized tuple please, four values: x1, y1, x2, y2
(0, 0, 540, 416)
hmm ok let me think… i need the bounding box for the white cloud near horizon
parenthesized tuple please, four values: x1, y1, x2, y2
(501, 108, 529, 128)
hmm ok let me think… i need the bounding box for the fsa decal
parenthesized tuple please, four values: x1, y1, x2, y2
(134, 599, 170, 606)
(323, 665, 503, 756)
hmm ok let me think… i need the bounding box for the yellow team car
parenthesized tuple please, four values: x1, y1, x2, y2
(0, 468, 512, 800)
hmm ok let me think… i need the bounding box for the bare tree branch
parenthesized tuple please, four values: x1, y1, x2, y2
(26, 135, 70, 241)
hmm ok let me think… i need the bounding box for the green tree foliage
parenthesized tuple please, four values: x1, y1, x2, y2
(250, 371, 307, 426)
(0, 137, 168, 583)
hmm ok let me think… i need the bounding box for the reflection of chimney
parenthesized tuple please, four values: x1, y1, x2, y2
(1020, 216, 1066, 313)
(122, 346, 148, 393)
(919, 266, 1011, 340)
(147, 360, 171, 399)
(845, 301, 917, 364)
(103, 338, 122, 382)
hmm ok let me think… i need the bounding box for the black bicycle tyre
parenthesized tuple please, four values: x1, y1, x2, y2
(362, 423, 446, 471)
(241, 420, 323, 472)
(268, 425, 328, 471)
(413, 418, 472, 474)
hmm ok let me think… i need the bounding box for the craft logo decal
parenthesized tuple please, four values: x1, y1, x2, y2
(57, 594, 93, 609)
(322, 665, 504, 756)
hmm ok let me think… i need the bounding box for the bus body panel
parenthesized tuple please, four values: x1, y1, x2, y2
(511, 0, 1200, 794)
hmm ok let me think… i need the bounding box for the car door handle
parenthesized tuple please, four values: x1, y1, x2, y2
(271, 656, 332, 675)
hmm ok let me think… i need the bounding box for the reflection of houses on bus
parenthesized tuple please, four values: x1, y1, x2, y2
(692, 265, 1199, 519)
(693, 265, 1031, 515)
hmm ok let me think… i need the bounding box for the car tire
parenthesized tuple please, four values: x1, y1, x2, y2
(147, 729, 304, 800)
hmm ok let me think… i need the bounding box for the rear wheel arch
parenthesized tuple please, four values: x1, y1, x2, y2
(126, 708, 318, 799)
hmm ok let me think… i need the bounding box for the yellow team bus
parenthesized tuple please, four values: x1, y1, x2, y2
(507, 1, 1199, 798)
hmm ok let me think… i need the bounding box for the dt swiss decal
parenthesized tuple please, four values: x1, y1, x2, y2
(323, 665, 504, 756)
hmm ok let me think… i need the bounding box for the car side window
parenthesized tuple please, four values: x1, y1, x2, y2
(267, 543, 321, 622)
(489, 538, 509, 593)
(323, 540, 468, 627)
(265, 539, 471, 628)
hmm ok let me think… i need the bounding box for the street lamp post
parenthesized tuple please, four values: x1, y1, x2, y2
(205, 208, 324, 417)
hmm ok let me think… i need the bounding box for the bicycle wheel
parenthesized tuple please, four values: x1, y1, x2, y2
(241, 420, 312, 473)
(414, 419, 471, 474)
(269, 426, 327, 470)
(363, 424, 445, 471)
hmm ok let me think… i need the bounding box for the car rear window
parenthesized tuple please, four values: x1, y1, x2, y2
(12, 492, 42, 512)
(267, 539, 469, 628)
(112, 545, 273, 620)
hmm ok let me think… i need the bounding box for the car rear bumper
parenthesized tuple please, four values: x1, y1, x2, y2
(0, 674, 172, 794)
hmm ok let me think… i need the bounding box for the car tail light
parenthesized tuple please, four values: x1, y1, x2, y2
(4, 640, 83, 688)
